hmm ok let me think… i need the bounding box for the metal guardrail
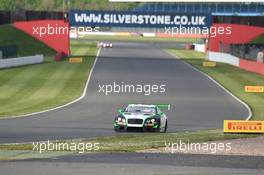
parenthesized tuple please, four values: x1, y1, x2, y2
(0, 55, 44, 69)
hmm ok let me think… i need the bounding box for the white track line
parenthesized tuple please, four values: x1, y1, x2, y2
(166, 50, 252, 121)
(1, 48, 101, 119)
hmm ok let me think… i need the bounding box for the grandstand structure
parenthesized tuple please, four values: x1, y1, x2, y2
(132, 2, 264, 26)
(133, 3, 264, 14)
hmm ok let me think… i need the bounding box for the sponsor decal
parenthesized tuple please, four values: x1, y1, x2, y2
(224, 120, 264, 133)
(202, 61, 216, 67)
(69, 57, 83, 63)
(69, 10, 211, 28)
(245, 86, 264, 93)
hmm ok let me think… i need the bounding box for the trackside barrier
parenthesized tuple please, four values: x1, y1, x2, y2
(142, 33, 155, 37)
(0, 55, 44, 69)
(54, 52, 67, 61)
(185, 44, 194, 50)
(70, 31, 209, 39)
(69, 31, 133, 38)
(207, 51, 240, 67)
(194, 44, 206, 53)
(239, 59, 264, 76)
(207, 51, 264, 76)
(156, 33, 208, 38)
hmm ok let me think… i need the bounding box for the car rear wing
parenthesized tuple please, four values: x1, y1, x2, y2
(127, 103, 171, 110)
(156, 104, 170, 110)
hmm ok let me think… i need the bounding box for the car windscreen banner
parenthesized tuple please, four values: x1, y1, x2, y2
(69, 10, 212, 28)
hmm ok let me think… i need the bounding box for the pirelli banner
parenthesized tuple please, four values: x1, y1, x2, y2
(224, 120, 264, 133)
(69, 10, 212, 28)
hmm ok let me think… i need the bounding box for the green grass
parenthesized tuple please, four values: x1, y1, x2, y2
(0, 42, 97, 117)
(0, 129, 259, 160)
(82, 35, 198, 43)
(0, 0, 140, 11)
(85, 130, 258, 152)
(0, 25, 55, 57)
(167, 49, 264, 120)
(0, 25, 98, 117)
(0, 150, 70, 161)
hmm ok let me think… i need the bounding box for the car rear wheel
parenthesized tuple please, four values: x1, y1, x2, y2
(162, 121, 167, 133)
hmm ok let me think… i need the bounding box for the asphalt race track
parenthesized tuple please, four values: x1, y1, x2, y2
(1, 153, 264, 175)
(0, 41, 249, 143)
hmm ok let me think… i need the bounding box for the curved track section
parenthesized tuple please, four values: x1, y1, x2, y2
(0, 42, 249, 143)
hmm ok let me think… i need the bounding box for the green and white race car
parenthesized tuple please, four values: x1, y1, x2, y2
(113, 104, 170, 133)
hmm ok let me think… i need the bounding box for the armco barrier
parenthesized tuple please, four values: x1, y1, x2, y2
(194, 44, 206, 53)
(142, 33, 155, 37)
(0, 55, 44, 69)
(239, 59, 264, 75)
(69, 31, 133, 38)
(208, 51, 240, 67)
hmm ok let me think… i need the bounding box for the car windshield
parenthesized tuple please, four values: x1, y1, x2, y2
(125, 106, 156, 114)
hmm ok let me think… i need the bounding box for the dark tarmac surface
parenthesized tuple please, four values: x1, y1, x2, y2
(0, 41, 249, 143)
(1, 153, 264, 175)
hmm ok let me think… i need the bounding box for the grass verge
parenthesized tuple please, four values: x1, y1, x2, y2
(0, 38, 97, 117)
(0, 129, 259, 160)
(167, 49, 264, 120)
(0, 25, 55, 57)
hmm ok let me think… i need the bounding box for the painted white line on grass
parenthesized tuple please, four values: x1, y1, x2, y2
(166, 50, 252, 121)
(1, 48, 101, 119)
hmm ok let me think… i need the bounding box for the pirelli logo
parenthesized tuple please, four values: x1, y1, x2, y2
(224, 120, 264, 133)
(69, 57, 83, 63)
(202, 61, 216, 67)
(245, 86, 264, 93)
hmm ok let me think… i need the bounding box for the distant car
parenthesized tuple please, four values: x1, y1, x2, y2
(97, 42, 113, 48)
(113, 104, 169, 133)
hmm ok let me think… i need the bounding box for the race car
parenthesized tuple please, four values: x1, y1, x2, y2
(113, 104, 169, 133)
(97, 42, 113, 48)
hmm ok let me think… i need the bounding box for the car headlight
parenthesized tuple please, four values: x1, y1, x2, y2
(115, 116, 126, 125)
(145, 118, 160, 125)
